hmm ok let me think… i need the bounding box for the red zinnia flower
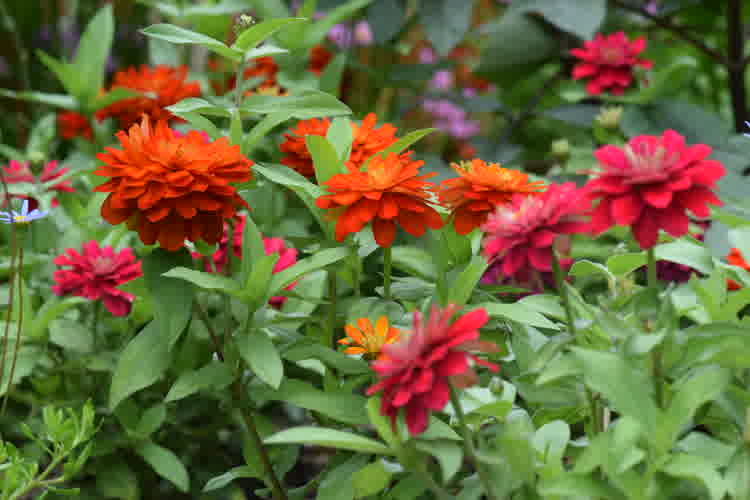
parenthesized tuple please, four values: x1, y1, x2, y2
(587, 130, 725, 249)
(439, 159, 546, 235)
(316, 152, 444, 247)
(570, 31, 653, 96)
(481, 182, 590, 282)
(52, 240, 142, 316)
(95, 65, 201, 130)
(57, 111, 93, 141)
(367, 305, 498, 435)
(727, 248, 750, 290)
(2, 160, 74, 209)
(93, 116, 253, 251)
(308, 45, 333, 75)
(279, 113, 399, 178)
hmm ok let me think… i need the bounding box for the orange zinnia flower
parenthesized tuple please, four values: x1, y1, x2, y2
(279, 113, 399, 178)
(316, 152, 443, 247)
(95, 65, 201, 130)
(93, 116, 253, 251)
(727, 247, 750, 290)
(339, 316, 401, 361)
(439, 159, 546, 235)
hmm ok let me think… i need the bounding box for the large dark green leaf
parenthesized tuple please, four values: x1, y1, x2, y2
(509, 0, 606, 39)
(419, 0, 472, 55)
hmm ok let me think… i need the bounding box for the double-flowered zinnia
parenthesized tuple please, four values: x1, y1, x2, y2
(316, 152, 443, 247)
(93, 116, 253, 251)
(481, 182, 590, 284)
(570, 31, 652, 96)
(279, 113, 399, 178)
(586, 130, 724, 249)
(440, 158, 546, 235)
(339, 316, 401, 361)
(367, 305, 498, 435)
(95, 65, 201, 130)
(52, 241, 142, 316)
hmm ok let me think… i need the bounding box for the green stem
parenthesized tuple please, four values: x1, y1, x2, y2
(326, 271, 338, 349)
(646, 248, 658, 289)
(411, 454, 453, 500)
(383, 246, 392, 301)
(448, 384, 499, 500)
(551, 250, 576, 336)
(350, 245, 361, 298)
(3, 244, 23, 413)
(91, 301, 101, 351)
(652, 349, 664, 409)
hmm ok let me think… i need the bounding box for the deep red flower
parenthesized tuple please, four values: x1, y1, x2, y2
(367, 305, 498, 435)
(95, 65, 201, 130)
(93, 116, 253, 251)
(570, 31, 653, 95)
(316, 152, 444, 247)
(2, 160, 74, 209)
(308, 45, 333, 75)
(57, 111, 93, 141)
(52, 240, 142, 316)
(727, 248, 750, 290)
(481, 183, 590, 282)
(587, 130, 725, 249)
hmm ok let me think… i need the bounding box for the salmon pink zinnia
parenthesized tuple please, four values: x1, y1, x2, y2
(570, 31, 652, 96)
(367, 305, 498, 436)
(587, 130, 724, 249)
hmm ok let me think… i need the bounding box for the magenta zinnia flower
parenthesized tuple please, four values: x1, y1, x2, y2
(2, 160, 74, 209)
(587, 130, 725, 249)
(52, 241, 142, 316)
(570, 31, 652, 95)
(481, 183, 590, 283)
(367, 305, 498, 436)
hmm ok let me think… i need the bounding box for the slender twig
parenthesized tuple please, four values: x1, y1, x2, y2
(193, 302, 224, 362)
(382, 246, 392, 301)
(726, 0, 747, 132)
(609, 0, 727, 65)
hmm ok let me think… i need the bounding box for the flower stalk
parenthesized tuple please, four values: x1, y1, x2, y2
(383, 246, 392, 300)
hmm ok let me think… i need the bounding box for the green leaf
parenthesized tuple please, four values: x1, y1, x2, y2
(307, 135, 345, 186)
(35, 49, 81, 100)
(140, 24, 240, 61)
(240, 213, 267, 283)
(655, 238, 714, 274)
(726, 448, 750, 499)
(0, 89, 77, 110)
(533, 420, 570, 467)
(361, 128, 436, 169)
(109, 321, 171, 410)
(283, 341, 369, 375)
(268, 247, 350, 295)
(30, 296, 87, 340)
(446, 256, 488, 306)
(367, 397, 399, 449)
(606, 252, 647, 276)
(134, 441, 190, 493)
(319, 52, 347, 96)
(391, 246, 437, 281)
(609, 57, 698, 105)
(264, 426, 393, 455)
(540, 474, 627, 499)
(142, 249, 196, 348)
(49, 319, 93, 353)
(229, 108, 243, 146)
(161, 267, 240, 294)
(415, 440, 463, 483)
(316, 455, 368, 500)
(509, 0, 606, 39)
(419, 0, 472, 55)
(232, 17, 308, 51)
(661, 454, 728, 500)
(96, 461, 140, 500)
(238, 328, 284, 389)
(326, 117, 353, 160)
(203, 466, 256, 492)
(244, 112, 295, 153)
(170, 111, 221, 140)
(134, 403, 167, 439)
(352, 460, 393, 498)
(165, 361, 235, 402)
(74, 4, 114, 106)
(241, 89, 351, 118)
(257, 378, 367, 425)
(167, 97, 231, 117)
(481, 302, 560, 329)
(569, 259, 615, 284)
(90, 88, 139, 112)
(496, 411, 535, 482)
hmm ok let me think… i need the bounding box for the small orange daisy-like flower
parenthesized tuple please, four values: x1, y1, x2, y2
(439, 159, 546, 235)
(316, 152, 443, 247)
(93, 116, 253, 251)
(279, 113, 400, 178)
(727, 247, 750, 290)
(95, 65, 201, 130)
(339, 316, 401, 360)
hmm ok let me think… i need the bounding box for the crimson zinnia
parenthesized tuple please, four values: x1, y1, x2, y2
(93, 117, 253, 251)
(279, 113, 399, 178)
(570, 31, 652, 96)
(57, 111, 93, 141)
(439, 158, 546, 235)
(95, 65, 201, 130)
(587, 130, 724, 249)
(316, 152, 443, 247)
(481, 182, 590, 283)
(2, 160, 74, 209)
(367, 305, 498, 435)
(52, 240, 142, 316)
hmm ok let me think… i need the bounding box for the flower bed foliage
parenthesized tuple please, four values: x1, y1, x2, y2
(1, 0, 750, 499)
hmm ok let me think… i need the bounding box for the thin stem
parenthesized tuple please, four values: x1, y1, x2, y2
(3, 244, 23, 413)
(193, 302, 224, 362)
(726, 0, 747, 132)
(326, 271, 338, 349)
(382, 246, 392, 301)
(652, 348, 664, 409)
(551, 250, 576, 336)
(91, 301, 101, 351)
(448, 383, 499, 500)
(646, 247, 658, 289)
(9, 450, 67, 500)
(350, 245, 361, 298)
(0, 225, 17, 395)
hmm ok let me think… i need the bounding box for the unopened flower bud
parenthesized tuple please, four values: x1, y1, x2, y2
(489, 376, 504, 394)
(28, 151, 45, 165)
(596, 106, 623, 129)
(550, 139, 570, 158)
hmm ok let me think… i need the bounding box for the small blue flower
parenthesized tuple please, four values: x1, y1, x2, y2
(0, 199, 49, 224)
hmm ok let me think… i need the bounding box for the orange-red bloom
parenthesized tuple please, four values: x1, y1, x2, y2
(316, 152, 443, 247)
(339, 316, 401, 361)
(93, 117, 253, 251)
(308, 45, 333, 75)
(727, 247, 750, 290)
(95, 65, 201, 130)
(280, 113, 400, 177)
(440, 159, 546, 235)
(57, 111, 93, 141)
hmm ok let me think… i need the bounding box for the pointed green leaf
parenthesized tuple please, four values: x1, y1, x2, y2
(265, 426, 393, 455)
(140, 24, 240, 61)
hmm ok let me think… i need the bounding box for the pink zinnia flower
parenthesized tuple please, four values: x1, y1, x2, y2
(195, 215, 298, 308)
(570, 31, 653, 95)
(2, 160, 74, 209)
(367, 305, 498, 436)
(481, 183, 590, 283)
(587, 130, 725, 249)
(52, 241, 142, 316)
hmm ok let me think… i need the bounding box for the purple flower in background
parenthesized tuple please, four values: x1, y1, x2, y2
(644, 0, 659, 15)
(422, 98, 481, 140)
(418, 47, 437, 64)
(429, 70, 454, 91)
(327, 20, 373, 48)
(353, 20, 373, 45)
